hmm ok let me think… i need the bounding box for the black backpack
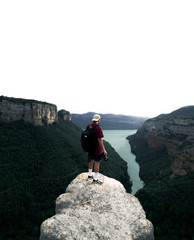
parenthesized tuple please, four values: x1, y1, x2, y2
(81, 124, 98, 153)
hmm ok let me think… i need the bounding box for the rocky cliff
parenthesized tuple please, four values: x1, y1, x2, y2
(0, 96, 58, 126)
(132, 106, 194, 178)
(40, 173, 154, 240)
(58, 109, 72, 121)
(127, 106, 194, 239)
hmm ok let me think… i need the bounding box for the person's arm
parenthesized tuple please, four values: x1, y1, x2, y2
(98, 138, 107, 155)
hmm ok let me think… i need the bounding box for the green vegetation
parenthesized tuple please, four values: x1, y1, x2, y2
(154, 105, 194, 120)
(128, 135, 194, 240)
(0, 120, 131, 240)
(136, 173, 194, 240)
(128, 136, 172, 182)
(0, 95, 55, 106)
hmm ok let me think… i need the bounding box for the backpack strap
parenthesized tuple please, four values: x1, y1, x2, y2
(86, 124, 98, 131)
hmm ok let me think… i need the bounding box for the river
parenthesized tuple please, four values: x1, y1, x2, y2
(103, 130, 144, 195)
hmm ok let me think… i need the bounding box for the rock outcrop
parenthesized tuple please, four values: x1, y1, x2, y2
(133, 106, 194, 178)
(0, 96, 58, 126)
(40, 173, 154, 240)
(58, 109, 72, 122)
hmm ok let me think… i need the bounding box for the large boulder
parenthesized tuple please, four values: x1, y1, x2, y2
(40, 173, 154, 240)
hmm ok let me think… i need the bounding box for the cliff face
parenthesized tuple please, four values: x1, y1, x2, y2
(128, 106, 194, 239)
(134, 106, 194, 178)
(40, 173, 154, 240)
(0, 96, 60, 126)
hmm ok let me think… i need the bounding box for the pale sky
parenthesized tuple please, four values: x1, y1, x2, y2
(0, 0, 194, 118)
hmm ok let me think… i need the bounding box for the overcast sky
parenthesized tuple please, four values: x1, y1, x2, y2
(0, 0, 194, 118)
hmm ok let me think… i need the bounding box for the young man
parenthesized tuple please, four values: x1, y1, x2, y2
(88, 114, 107, 184)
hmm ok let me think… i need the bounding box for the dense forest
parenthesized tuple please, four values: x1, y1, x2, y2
(129, 135, 194, 240)
(0, 120, 131, 240)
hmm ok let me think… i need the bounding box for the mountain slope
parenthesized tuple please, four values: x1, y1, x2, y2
(0, 120, 131, 240)
(72, 112, 148, 130)
(128, 106, 194, 240)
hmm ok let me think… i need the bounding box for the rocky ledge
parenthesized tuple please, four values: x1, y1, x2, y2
(40, 173, 154, 240)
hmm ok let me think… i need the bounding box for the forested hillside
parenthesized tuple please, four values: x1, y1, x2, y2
(0, 120, 131, 240)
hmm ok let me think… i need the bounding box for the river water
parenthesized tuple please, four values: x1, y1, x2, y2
(103, 130, 144, 195)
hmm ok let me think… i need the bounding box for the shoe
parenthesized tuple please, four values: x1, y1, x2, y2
(93, 179, 103, 184)
(88, 175, 93, 179)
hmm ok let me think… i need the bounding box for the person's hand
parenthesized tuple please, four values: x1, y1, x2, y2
(104, 150, 107, 156)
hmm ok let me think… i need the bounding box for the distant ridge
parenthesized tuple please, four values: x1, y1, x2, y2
(153, 105, 194, 120)
(72, 112, 148, 130)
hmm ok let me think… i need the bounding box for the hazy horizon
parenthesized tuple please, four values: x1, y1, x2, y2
(1, 1, 193, 118)
(2, 94, 193, 119)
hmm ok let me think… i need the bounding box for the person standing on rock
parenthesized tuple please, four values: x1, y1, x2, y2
(88, 114, 107, 184)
